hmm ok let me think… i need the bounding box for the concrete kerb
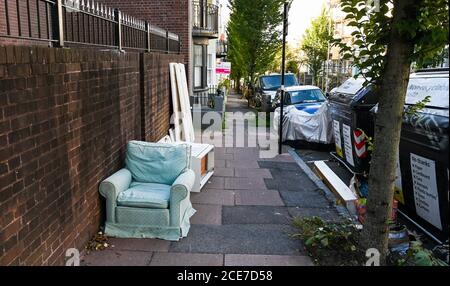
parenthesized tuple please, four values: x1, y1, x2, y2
(287, 147, 353, 221)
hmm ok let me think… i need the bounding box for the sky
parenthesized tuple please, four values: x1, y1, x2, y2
(287, 0, 326, 45)
(219, 0, 326, 47)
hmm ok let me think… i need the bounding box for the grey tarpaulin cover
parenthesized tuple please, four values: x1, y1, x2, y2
(273, 103, 334, 144)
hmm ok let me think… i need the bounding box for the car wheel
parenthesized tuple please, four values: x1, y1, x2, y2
(249, 97, 255, 108)
(262, 100, 272, 112)
(261, 101, 266, 112)
(256, 98, 262, 109)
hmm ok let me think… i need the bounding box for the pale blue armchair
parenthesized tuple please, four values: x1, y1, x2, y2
(99, 141, 196, 241)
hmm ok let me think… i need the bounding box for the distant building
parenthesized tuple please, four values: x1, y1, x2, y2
(321, 0, 354, 89)
(329, 0, 354, 62)
(298, 0, 355, 87)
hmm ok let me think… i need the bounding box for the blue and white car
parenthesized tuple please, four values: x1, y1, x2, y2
(273, 85, 327, 113)
(273, 85, 334, 144)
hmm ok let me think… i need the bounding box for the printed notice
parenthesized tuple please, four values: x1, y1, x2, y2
(343, 124, 355, 167)
(333, 121, 343, 158)
(411, 153, 442, 230)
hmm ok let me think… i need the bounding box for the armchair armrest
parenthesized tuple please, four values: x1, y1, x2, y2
(170, 169, 196, 227)
(99, 168, 132, 223)
(171, 169, 195, 196)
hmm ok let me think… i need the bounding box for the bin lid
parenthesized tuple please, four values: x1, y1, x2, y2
(329, 77, 377, 106)
(406, 71, 449, 110)
(333, 77, 367, 95)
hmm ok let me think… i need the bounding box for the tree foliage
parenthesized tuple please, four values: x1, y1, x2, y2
(300, 8, 334, 85)
(227, 0, 284, 85)
(334, 0, 449, 86)
(269, 44, 300, 75)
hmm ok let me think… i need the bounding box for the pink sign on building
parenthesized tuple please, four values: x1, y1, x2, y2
(216, 62, 231, 75)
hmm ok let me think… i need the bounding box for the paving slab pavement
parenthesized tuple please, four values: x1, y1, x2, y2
(234, 190, 284, 206)
(168, 224, 302, 255)
(222, 206, 290, 225)
(149, 253, 224, 266)
(82, 250, 153, 266)
(191, 204, 222, 225)
(224, 254, 314, 266)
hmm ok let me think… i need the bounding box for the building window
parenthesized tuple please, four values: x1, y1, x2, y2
(194, 45, 204, 88)
(207, 53, 214, 86)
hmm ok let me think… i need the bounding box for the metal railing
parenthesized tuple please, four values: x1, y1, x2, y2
(0, 0, 180, 53)
(192, 1, 218, 35)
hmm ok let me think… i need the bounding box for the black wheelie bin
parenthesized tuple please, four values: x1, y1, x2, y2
(394, 68, 449, 242)
(328, 77, 380, 174)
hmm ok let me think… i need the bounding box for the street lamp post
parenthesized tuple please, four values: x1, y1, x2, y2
(325, 0, 332, 94)
(278, 1, 290, 155)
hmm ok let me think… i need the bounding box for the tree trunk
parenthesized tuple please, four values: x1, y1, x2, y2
(234, 75, 241, 93)
(362, 0, 419, 264)
(312, 70, 317, 86)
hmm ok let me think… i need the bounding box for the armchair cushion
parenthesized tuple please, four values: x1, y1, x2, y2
(117, 182, 171, 209)
(125, 141, 191, 185)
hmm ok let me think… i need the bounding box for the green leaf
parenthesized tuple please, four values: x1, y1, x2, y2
(321, 238, 329, 247)
(342, 53, 353, 60)
(359, 50, 370, 57)
(342, 6, 355, 13)
(305, 237, 315, 246)
(414, 251, 434, 266)
(353, 39, 364, 46)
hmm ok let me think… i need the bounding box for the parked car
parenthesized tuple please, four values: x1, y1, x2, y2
(273, 85, 327, 114)
(272, 85, 334, 144)
(254, 73, 299, 112)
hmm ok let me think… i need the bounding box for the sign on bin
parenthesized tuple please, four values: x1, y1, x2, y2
(411, 153, 442, 230)
(343, 124, 355, 167)
(333, 120, 343, 157)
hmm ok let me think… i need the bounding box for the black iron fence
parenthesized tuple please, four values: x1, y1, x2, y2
(192, 1, 218, 35)
(0, 0, 180, 53)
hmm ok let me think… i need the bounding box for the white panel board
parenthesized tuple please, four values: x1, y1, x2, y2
(178, 63, 195, 142)
(169, 63, 182, 142)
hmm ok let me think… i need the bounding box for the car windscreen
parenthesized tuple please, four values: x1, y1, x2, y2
(261, 75, 298, 90)
(290, 89, 326, 104)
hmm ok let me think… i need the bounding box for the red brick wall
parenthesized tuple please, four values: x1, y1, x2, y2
(141, 53, 182, 142)
(0, 45, 180, 265)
